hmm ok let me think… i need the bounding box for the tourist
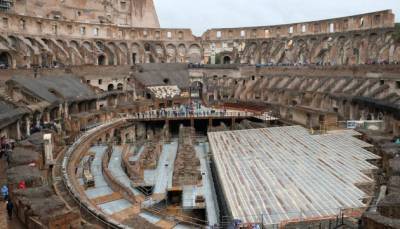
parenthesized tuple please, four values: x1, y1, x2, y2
(18, 181, 26, 190)
(4, 150, 10, 165)
(6, 199, 13, 220)
(1, 185, 8, 201)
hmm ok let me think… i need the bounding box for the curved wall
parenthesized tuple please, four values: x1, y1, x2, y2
(0, 10, 398, 68)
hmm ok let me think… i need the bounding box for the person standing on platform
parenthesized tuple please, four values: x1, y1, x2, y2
(6, 199, 13, 220)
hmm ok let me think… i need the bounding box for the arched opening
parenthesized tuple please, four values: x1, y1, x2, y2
(108, 84, 114, 91)
(0, 52, 12, 69)
(353, 48, 360, 65)
(190, 81, 204, 100)
(132, 53, 137, 64)
(223, 56, 231, 64)
(151, 55, 157, 63)
(98, 55, 106, 65)
(188, 44, 201, 63)
(117, 83, 123, 91)
(144, 43, 151, 52)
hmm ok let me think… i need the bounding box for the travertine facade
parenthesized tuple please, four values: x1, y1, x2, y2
(0, 6, 398, 69)
(8, 0, 159, 27)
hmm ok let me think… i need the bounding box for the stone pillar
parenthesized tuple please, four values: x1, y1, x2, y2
(26, 117, 31, 137)
(36, 113, 42, 127)
(64, 102, 69, 119)
(16, 120, 21, 141)
(44, 111, 50, 123)
(58, 104, 63, 119)
(96, 100, 100, 110)
(349, 104, 357, 120)
(114, 97, 118, 108)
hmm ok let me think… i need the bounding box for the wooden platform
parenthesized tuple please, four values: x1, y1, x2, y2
(91, 192, 123, 205)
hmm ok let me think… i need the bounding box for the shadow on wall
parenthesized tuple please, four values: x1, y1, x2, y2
(394, 23, 400, 43)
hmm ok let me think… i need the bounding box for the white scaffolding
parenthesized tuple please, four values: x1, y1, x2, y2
(208, 126, 379, 226)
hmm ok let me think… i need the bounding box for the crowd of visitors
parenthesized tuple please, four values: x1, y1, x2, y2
(131, 102, 236, 119)
(1, 136, 27, 220)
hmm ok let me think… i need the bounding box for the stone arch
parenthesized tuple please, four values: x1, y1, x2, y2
(377, 32, 394, 63)
(107, 42, 121, 65)
(0, 51, 13, 69)
(177, 44, 186, 63)
(270, 41, 285, 64)
(107, 84, 114, 91)
(188, 44, 202, 63)
(243, 42, 259, 64)
(119, 42, 129, 65)
(117, 83, 123, 90)
(70, 40, 80, 49)
(43, 38, 70, 66)
(98, 54, 106, 65)
(223, 56, 231, 64)
(9, 35, 35, 68)
(82, 41, 92, 50)
(143, 43, 155, 63)
(190, 80, 204, 99)
(368, 33, 379, 63)
(154, 43, 165, 63)
(352, 34, 363, 65)
(68, 40, 83, 65)
(97, 41, 116, 65)
(296, 39, 309, 64)
(166, 44, 176, 63)
(131, 42, 141, 64)
(0, 35, 11, 48)
(260, 41, 272, 64)
(81, 41, 95, 65)
(336, 36, 347, 65)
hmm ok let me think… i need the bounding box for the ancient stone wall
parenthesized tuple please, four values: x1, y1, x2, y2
(8, 0, 159, 28)
(200, 65, 400, 134)
(0, 10, 398, 68)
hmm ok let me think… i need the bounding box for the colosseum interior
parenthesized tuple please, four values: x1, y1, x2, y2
(0, 0, 399, 228)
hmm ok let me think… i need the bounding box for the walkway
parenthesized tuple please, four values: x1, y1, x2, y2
(82, 146, 136, 222)
(153, 141, 178, 194)
(194, 143, 219, 226)
(127, 108, 255, 121)
(108, 146, 143, 197)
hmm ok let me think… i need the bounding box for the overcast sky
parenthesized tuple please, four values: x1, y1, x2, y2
(154, 0, 400, 35)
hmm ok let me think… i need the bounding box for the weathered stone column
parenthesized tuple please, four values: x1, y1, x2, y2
(58, 104, 63, 119)
(44, 111, 50, 123)
(64, 102, 69, 119)
(16, 120, 21, 141)
(26, 116, 31, 136)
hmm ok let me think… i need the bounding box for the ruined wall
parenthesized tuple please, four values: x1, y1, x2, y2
(9, 0, 159, 28)
(200, 65, 400, 134)
(0, 10, 398, 69)
(202, 10, 398, 65)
